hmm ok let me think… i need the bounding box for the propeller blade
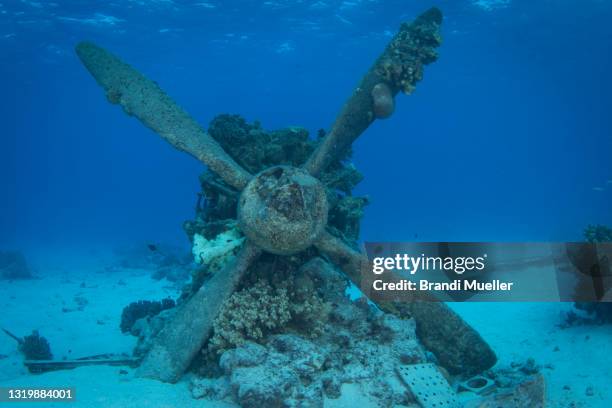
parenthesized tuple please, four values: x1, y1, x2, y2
(137, 241, 261, 383)
(76, 41, 252, 191)
(314, 230, 369, 285)
(304, 8, 443, 177)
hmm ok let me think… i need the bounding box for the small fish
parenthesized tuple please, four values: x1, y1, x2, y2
(607, 180, 612, 184)
(147, 244, 158, 252)
(593, 187, 604, 192)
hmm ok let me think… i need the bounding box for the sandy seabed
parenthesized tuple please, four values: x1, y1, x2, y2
(1, 247, 610, 407)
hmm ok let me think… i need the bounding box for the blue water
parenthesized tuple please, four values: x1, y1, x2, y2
(2, 1, 612, 407)
(3, 0, 610, 249)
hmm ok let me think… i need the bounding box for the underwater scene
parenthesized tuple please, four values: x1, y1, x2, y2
(2, 0, 612, 407)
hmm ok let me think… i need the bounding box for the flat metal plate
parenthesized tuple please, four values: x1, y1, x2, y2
(396, 363, 461, 408)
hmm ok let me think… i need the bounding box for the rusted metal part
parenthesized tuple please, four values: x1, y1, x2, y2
(24, 355, 139, 374)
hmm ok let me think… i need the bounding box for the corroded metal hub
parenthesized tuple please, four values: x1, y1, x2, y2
(238, 166, 328, 255)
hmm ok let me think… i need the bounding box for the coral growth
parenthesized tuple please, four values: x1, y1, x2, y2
(20, 330, 52, 360)
(185, 114, 367, 245)
(120, 299, 176, 334)
(179, 114, 369, 314)
(209, 280, 292, 352)
(584, 224, 612, 243)
(180, 115, 370, 359)
(209, 256, 331, 352)
(192, 259, 428, 407)
(208, 115, 313, 174)
(378, 7, 443, 94)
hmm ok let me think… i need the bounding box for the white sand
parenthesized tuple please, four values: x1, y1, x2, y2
(451, 302, 612, 407)
(1, 249, 610, 407)
(0, 248, 208, 407)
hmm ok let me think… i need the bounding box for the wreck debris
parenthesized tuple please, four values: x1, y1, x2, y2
(193, 258, 429, 406)
(77, 7, 497, 389)
(24, 354, 138, 374)
(459, 375, 497, 395)
(2, 329, 53, 361)
(238, 166, 329, 255)
(396, 363, 461, 408)
(312, 228, 492, 377)
(379, 300, 497, 376)
(2, 328, 22, 342)
(465, 374, 546, 408)
(411, 301, 497, 376)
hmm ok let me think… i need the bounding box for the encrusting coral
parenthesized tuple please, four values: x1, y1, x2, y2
(378, 8, 442, 95)
(210, 280, 291, 351)
(1, 329, 53, 361)
(209, 255, 331, 353)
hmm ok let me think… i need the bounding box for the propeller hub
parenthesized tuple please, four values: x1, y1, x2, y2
(238, 166, 328, 255)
